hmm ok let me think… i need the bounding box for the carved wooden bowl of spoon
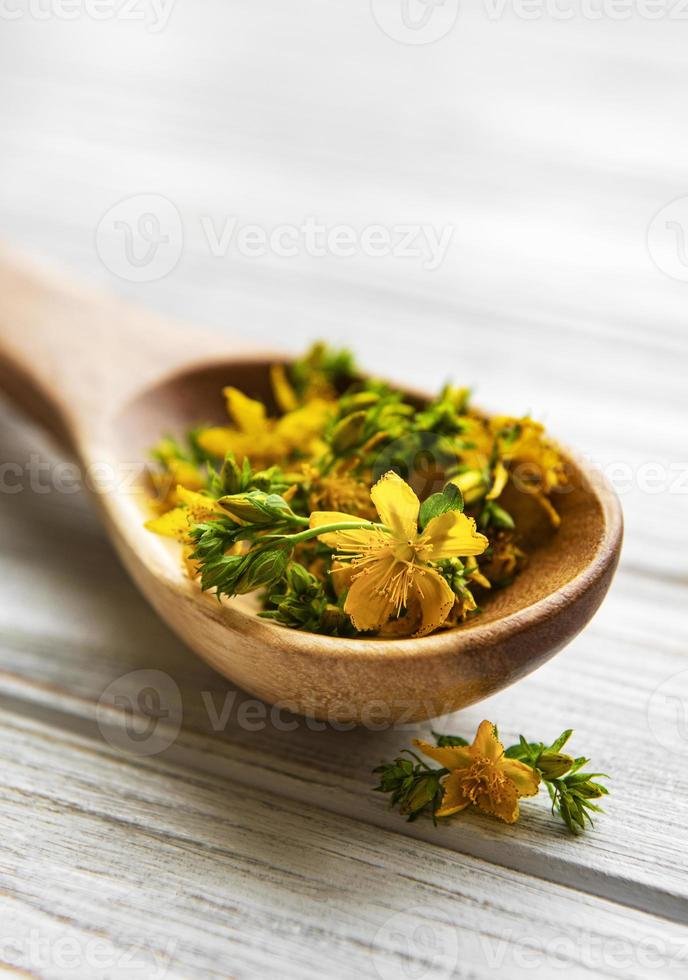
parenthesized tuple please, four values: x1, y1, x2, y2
(0, 250, 623, 724)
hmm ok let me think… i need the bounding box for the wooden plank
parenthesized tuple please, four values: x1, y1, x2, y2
(0, 406, 686, 923)
(2, 708, 688, 980)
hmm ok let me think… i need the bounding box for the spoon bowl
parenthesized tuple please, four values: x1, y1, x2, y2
(0, 250, 623, 723)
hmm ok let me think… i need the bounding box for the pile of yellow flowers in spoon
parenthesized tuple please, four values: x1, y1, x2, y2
(146, 344, 569, 638)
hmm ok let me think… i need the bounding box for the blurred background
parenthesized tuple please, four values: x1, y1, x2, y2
(0, 4, 685, 570)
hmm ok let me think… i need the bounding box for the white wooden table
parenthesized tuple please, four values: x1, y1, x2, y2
(1, 5, 687, 977)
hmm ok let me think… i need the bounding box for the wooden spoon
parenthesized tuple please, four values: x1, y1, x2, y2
(0, 249, 622, 724)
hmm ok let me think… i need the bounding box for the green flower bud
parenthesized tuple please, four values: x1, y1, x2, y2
(442, 385, 470, 413)
(220, 454, 243, 495)
(251, 466, 283, 492)
(537, 752, 574, 779)
(321, 603, 350, 634)
(486, 502, 515, 530)
(199, 553, 246, 593)
(399, 773, 442, 816)
(331, 411, 368, 453)
(235, 548, 289, 594)
(450, 470, 487, 505)
(570, 779, 607, 800)
(286, 562, 316, 595)
(339, 391, 380, 413)
(219, 490, 292, 525)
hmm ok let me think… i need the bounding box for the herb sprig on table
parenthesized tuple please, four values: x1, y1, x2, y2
(373, 721, 608, 833)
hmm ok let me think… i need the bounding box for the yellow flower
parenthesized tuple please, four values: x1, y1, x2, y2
(449, 469, 488, 505)
(145, 486, 226, 541)
(307, 461, 376, 519)
(491, 416, 567, 526)
(446, 589, 478, 624)
(481, 532, 526, 583)
(454, 416, 494, 473)
(486, 460, 509, 501)
(148, 458, 206, 512)
(464, 554, 491, 590)
(196, 386, 332, 466)
(415, 720, 540, 823)
(147, 436, 207, 513)
(494, 417, 564, 488)
(270, 363, 299, 413)
(310, 471, 488, 637)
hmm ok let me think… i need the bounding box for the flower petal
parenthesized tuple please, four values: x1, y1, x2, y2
(419, 511, 488, 561)
(502, 758, 541, 798)
(196, 427, 250, 460)
(223, 386, 268, 433)
(145, 508, 190, 538)
(343, 555, 397, 632)
(270, 363, 299, 413)
(413, 739, 473, 771)
(435, 772, 472, 817)
(276, 400, 333, 443)
(534, 492, 562, 529)
(409, 568, 456, 637)
(158, 459, 205, 493)
(176, 486, 225, 521)
(487, 460, 509, 500)
(471, 720, 504, 762)
(330, 560, 354, 596)
(309, 511, 373, 550)
(475, 782, 520, 823)
(182, 544, 201, 577)
(470, 568, 491, 590)
(370, 471, 420, 539)
(379, 602, 422, 637)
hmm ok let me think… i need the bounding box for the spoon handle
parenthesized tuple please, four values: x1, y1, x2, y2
(0, 247, 236, 450)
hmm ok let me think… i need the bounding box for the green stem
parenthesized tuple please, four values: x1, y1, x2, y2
(270, 520, 388, 547)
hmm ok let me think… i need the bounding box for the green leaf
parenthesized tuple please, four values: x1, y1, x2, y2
(548, 729, 574, 753)
(432, 731, 469, 747)
(331, 411, 368, 453)
(419, 483, 464, 530)
(480, 500, 515, 530)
